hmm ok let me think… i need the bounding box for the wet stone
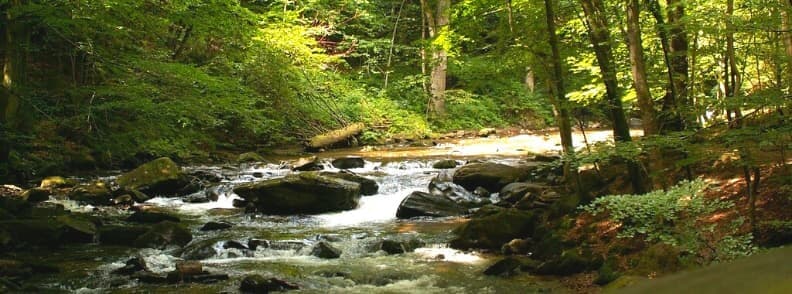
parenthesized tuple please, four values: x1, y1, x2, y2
(311, 241, 341, 259)
(223, 240, 248, 250)
(240, 275, 299, 293)
(200, 221, 232, 231)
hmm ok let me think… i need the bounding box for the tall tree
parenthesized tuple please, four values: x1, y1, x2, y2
(580, 0, 646, 194)
(422, 0, 450, 117)
(626, 0, 658, 136)
(783, 0, 792, 84)
(666, 0, 690, 130)
(1, 0, 27, 169)
(544, 0, 579, 188)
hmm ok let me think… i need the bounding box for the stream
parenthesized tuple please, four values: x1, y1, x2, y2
(11, 131, 626, 293)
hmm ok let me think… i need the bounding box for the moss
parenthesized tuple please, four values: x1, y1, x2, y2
(116, 157, 181, 190)
(630, 243, 682, 275)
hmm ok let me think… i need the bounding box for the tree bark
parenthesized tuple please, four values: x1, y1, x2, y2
(580, 0, 645, 194)
(626, 0, 658, 136)
(424, 0, 449, 117)
(783, 0, 792, 84)
(1, 0, 26, 166)
(544, 0, 580, 190)
(666, 0, 690, 130)
(726, 0, 743, 126)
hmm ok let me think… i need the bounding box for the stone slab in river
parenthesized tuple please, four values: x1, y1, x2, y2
(452, 162, 529, 192)
(233, 172, 361, 215)
(396, 191, 466, 219)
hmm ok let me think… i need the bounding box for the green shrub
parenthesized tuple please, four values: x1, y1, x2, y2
(583, 179, 756, 264)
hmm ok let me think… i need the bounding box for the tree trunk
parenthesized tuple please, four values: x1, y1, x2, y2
(425, 0, 449, 117)
(783, 0, 792, 84)
(626, 0, 658, 136)
(647, 0, 678, 133)
(726, 0, 743, 126)
(580, 0, 645, 194)
(1, 0, 26, 167)
(667, 0, 690, 130)
(544, 0, 580, 191)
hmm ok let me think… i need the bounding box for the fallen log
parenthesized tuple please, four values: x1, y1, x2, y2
(307, 123, 365, 149)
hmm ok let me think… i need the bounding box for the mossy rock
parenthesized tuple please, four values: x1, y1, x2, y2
(117, 157, 197, 197)
(69, 181, 112, 205)
(535, 249, 601, 276)
(55, 215, 97, 243)
(450, 209, 536, 250)
(98, 225, 151, 246)
(237, 152, 266, 163)
(20, 188, 52, 203)
(630, 243, 682, 275)
(595, 258, 621, 285)
(133, 221, 192, 249)
(320, 171, 379, 196)
(432, 160, 458, 169)
(0, 220, 65, 248)
(39, 176, 77, 189)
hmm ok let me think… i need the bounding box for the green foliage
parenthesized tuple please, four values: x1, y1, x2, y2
(583, 179, 756, 264)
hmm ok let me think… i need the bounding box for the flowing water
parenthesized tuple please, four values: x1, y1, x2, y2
(14, 131, 632, 293)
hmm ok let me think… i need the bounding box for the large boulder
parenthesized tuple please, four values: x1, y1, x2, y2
(233, 172, 361, 215)
(126, 210, 180, 223)
(0, 215, 95, 248)
(331, 157, 365, 169)
(320, 171, 378, 195)
(427, 178, 484, 206)
(180, 239, 219, 260)
(20, 188, 51, 203)
(98, 225, 150, 246)
(499, 182, 548, 204)
(450, 209, 536, 250)
(395, 191, 466, 219)
(0, 220, 64, 248)
(133, 221, 192, 249)
(432, 159, 458, 169)
(69, 181, 112, 205)
(452, 163, 528, 192)
(310, 241, 341, 259)
(116, 157, 198, 197)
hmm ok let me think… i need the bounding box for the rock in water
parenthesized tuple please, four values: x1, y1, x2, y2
(450, 209, 536, 250)
(133, 221, 192, 249)
(432, 159, 458, 169)
(237, 152, 265, 163)
(20, 188, 51, 203)
(116, 157, 198, 197)
(200, 221, 232, 231)
(311, 241, 342, 259)
(98, 225, 150, 246)
(233, 172, 361, 215)
(240, 275, 299, 293)
(499, 182, 547, 204)
(69, 181, 112, 205)
(483, 258, 522, 277)
(126, 211, 180, 223)
(331, 157, 365, 169)
(180, 239, 219, 260)
(320, 171, 379, 195)
(395, 191, 466, 219)
(377, 237, 425, 255)
(452, 163, 528, 192)
(292, 156, 322, 171)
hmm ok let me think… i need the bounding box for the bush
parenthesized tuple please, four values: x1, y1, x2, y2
(583, 179, 756, 264)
